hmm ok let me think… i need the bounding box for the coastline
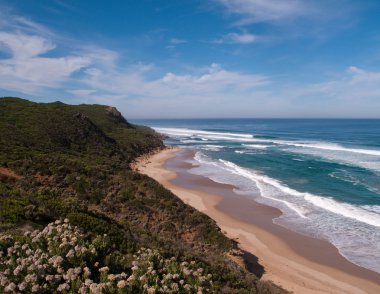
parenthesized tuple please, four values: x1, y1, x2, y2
(134, 147, 380, 294)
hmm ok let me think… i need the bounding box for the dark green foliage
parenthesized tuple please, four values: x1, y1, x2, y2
(0, 97, 287, 293)
(0, 198, 30, 224)
(0, 97, 163, 165)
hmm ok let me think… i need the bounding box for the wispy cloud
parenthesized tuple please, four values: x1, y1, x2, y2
(297, 66, 380, 99)
(214, 32, 257, 44)
(67, 89, 96, 96)
(166, 37, 188, 49)
(0, 32, 55, 58)
(60, 57, 271, 117)
(170, 38, 187, 45)
(215, 0, 315, 25)
(0, 10, 54, 37)
(213, 0, 356, 42)
(0, 31, 90, 94)
(0, 11, 122, 96)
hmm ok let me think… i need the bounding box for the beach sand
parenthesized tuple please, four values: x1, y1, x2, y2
(135, 147, 380, 294)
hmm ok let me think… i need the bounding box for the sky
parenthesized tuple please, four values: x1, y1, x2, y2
(1, 0, 380, 118)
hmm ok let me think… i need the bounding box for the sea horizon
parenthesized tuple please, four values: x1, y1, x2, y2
(132, 117, 380, 121)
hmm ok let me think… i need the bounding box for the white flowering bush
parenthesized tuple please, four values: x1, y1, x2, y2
(0, 219, 214, 293)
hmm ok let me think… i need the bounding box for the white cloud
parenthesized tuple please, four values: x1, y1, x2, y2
(0, 32, 90, 94)
(115, 65, 380, 118)
(83, 62, 268, 96)
(0, 10, 54, 38)
(77, 60, 271, 117)
(170, 38, 187, 45)
(216, 0, 313, 24)
(0, 32, 55, 58)
(275, 66, 380, 117)
(167, 38, 188, 49)
(10, 16, 54, 37)
(294, 66, 380, 98)
(213, 0, 355, 41)
(215, 32, 257, 44)
(78, 46, 118, 69)
(67, 89, 96, 96)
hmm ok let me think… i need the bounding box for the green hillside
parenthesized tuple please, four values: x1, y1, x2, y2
(0, 98, 285, 293)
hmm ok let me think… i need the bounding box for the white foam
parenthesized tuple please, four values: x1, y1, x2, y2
(191, 151, 380, 273)
(156, 127, 380, 159)
(154, 127, 253, 139)
(218, 160, 311, 218)
(219, 159, 380, 228)
(161, 126, 380, 177)
(329, 171, 361, 186)
(362, 205, 380, 214)
(292, 158, 305, 162)
(288, 147, 380, 173)
(235, 150, 259, 155)
(199, 145, 224, 151)
(280, 141, 380, 156)
(242, 144, 270, 149)
(180, 139, 209, 144)
(327, 171, 379, 194)
(194, 151, 220, 168)
(198, 134, 254, 142)
(304, 195, 380, 228)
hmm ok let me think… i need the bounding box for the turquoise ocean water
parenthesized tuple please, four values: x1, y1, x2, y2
(132, 119, 380, 273)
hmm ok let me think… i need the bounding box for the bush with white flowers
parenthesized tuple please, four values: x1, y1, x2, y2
(0, 219, 213, 293)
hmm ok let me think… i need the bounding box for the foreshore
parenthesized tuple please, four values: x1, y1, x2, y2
(134, 147, 380, 294)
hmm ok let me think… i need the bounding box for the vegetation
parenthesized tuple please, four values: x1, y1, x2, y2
(0, 97, 285, 293)
(0, 219, 214, 293)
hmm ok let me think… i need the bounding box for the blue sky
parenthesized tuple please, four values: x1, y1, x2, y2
(1, 0, 380, 118)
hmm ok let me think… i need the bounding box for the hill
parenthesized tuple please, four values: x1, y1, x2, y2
(0, 98, 285, 293)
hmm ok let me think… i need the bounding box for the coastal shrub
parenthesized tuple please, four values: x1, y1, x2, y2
(0, 198, 30, 224)
(0, 219, 214, 293)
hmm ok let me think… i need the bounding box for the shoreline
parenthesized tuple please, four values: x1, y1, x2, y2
(135, 147, 380, 294)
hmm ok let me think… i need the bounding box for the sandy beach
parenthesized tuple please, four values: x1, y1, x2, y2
(134, 147, 380, 294)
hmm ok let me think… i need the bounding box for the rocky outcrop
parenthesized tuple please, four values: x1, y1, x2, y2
(106, 106, 128, 124)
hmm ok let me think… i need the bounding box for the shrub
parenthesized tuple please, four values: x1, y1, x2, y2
(0, 219, 214, 293)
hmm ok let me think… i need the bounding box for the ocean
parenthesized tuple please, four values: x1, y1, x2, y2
(132, 119, 380, 274)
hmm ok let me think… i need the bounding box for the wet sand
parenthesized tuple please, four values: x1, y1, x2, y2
(135, 147, 380, 294)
